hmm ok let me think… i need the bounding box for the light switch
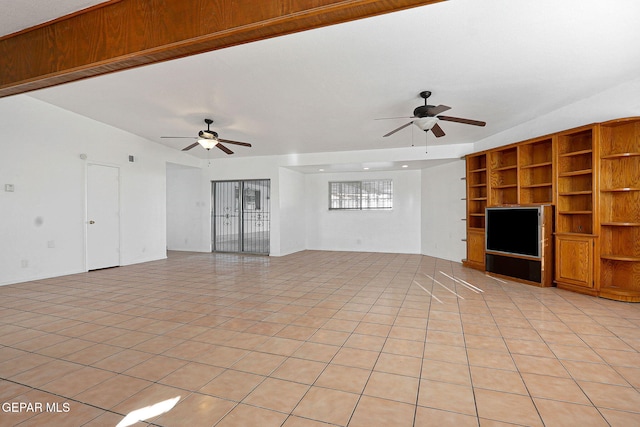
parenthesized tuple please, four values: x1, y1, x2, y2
(5, 184, 14, 192)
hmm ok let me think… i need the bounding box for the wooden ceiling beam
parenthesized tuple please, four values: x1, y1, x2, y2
(0, 0, 443, 98)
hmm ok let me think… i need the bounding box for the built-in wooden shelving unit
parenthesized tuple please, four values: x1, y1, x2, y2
(464, 154, 488, 270)
(463, 117, 640, 302)
(519, 137, 554, 205)
(554, 125, 597, 295)
(598, 118, 640, 302)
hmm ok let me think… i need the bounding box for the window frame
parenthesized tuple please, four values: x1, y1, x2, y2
(328, 179, 393, 211)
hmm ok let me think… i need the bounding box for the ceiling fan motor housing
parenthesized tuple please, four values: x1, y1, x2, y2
(199, 130, 218, 139)
(413, 105, 436, 118)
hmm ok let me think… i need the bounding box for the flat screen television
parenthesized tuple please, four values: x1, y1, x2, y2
(485, 206, 541, 258)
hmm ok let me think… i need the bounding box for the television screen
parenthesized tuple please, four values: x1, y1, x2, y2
(486, 207, 540, 258)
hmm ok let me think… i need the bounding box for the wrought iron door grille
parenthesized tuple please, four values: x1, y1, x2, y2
(212, 179, 270, 254)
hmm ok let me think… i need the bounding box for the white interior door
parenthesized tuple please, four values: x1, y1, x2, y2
(87, 164, 120, 270)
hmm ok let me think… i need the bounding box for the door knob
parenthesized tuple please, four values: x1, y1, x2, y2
(89, 220, 95, 224)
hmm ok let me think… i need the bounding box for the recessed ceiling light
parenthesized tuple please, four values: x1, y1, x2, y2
(402, 165, 409, 168)
(319, 168, 325, 172)
(363, 167, 370, 170)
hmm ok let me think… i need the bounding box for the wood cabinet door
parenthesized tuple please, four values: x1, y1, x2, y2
(467, 229, 486, 266)
(555, 235, 593, 288)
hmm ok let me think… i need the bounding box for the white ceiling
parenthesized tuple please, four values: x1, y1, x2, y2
(0, 0, 110, 37)
(8, 0, 640, 165)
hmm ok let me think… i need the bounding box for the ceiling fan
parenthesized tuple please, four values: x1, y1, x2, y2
(161, 118, 252, 154)
(381, 91, 486, 138)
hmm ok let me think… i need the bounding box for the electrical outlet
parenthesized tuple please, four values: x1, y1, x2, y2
(5, 184, 14, 192)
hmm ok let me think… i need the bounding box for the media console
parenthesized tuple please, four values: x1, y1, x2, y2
(484, 205, 554, 287)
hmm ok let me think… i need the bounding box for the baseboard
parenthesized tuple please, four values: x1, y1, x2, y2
(0, 268, 86, 287)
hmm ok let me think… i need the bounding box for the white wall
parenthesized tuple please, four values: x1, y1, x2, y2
(305, 169, 422, 254)
(278, 167, 306, 255)
(166, 163, 209, 251)
(421, 160, 466, 262)
(474, 76, 640, 152)
(0, 95, 197, 285)
(6, 80, 640, 286)
(165, 146, 469, 257)
(198, 156, 282, 255)
(0, 97, 86, 284)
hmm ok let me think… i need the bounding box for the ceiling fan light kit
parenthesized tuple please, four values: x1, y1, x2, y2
(413, 117, 439, 131)
(198, 138, 218, 150)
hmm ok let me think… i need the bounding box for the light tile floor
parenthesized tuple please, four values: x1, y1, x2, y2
(1, 250, 640, 426)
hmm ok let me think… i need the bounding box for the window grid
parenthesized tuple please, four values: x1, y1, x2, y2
(329, 179, 393, 210)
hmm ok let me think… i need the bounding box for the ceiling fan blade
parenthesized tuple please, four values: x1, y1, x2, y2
(427, 105, 451, 116)
(219, 138, 252, 147)
(216, 143, 234, 155)
(182, 142, 200, 151)
(383, 121, 413, 137)
(431, 123, 446, 138)
(437, 115, 486, 127)
(374, 116, 414, 121)
(161, 136, 197, 139)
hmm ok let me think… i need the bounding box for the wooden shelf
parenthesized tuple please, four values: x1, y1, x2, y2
(493, 165, 518, 172)
(601, 222, 640, 227)
(598, 287, 640, 303)
(601, 254, 640, 262)
(559, 148, 592, 157)
(470, 197, 487, 201)
(555, 232, 596, 237)
(558, 210, 592, 215)
(601, 187, 640, 192)
(521, 183, 552, 188)
(600, 152, 640, 159)
(520, 161, 552, 169)
(559, 169, 592, 177)
(470, 167, 487, 173)
(600, 287, 640, 294)
(559, 191, 592, 196)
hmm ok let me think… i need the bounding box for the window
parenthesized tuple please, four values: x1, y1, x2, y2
(329, 180, 393, 210)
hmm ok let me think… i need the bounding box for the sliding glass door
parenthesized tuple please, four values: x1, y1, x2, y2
(212, 179, 270, 254)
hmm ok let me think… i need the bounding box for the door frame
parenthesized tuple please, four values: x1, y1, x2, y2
(85, 162, 121, 271)
(211, 179, 270, 255)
